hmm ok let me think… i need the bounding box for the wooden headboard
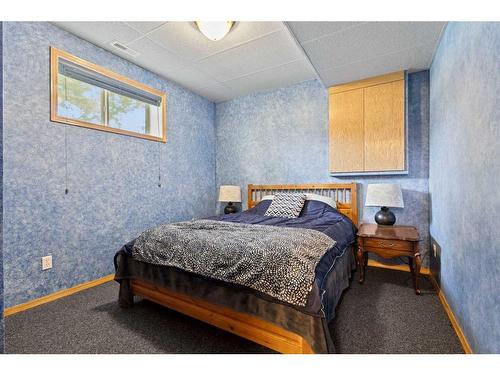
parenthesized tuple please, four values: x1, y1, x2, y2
(248, 183, 359, 226)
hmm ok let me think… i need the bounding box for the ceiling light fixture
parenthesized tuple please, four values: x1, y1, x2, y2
(195, 21, 234, 41)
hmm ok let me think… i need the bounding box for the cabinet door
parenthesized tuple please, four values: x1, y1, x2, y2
(363, 80, 405, 171)
(329, 89, 364, 173)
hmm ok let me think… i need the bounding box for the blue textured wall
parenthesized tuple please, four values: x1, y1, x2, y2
(429, 22, 500, 353)
(0, 21, 4, 354)
(216, 73, 430, 262)
(2, 22, 216, 307)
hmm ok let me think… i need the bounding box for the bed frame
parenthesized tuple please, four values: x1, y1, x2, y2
(129, 183, 359, 354)
(248, 183, 358, 225)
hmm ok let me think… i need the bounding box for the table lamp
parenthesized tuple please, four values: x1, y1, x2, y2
(365, 183, 404, 225)
(218, 185, 242, 214)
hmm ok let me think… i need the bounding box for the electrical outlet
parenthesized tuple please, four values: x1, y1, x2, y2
(41, 255, 52, 270)
(432, 243, 437, 258)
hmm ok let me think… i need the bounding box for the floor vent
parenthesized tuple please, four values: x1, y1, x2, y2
(110, 41, 139, 57)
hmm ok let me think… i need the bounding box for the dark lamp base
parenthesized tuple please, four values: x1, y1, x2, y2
(375, 206, 396, 225)
(224, 202, 237, 214)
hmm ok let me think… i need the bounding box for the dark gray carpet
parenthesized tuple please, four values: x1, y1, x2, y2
(5, 268, 463, 354)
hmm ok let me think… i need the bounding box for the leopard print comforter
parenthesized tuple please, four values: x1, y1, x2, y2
(132, 219, 336, 306)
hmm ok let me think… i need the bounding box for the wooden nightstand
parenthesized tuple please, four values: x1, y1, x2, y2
(357, 223, 422, 294)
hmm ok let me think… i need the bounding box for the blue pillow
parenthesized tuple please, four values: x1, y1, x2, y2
(247, 199, 272, 215)
(299, 199, 328, 217)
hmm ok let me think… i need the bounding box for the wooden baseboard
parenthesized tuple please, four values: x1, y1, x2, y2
(427, 273, 473, 354)
(367, 259, 430, 275)
(368, 260, 472, 354)
(3, 264, 473, 354)
(4, 274, 115, 317)
(1, 263, 427, 317)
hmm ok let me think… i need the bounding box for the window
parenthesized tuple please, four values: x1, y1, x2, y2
(50, 47, 166, 142)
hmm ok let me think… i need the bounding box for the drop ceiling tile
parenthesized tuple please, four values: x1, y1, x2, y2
(301, 22, 390, 70)
(287, 21, 361, 43)
(168, 67, 222, 92)
(195, 30, 305, 82)
(224, 60, 317, 97)
(53, 21, 444, 104)
(302, 22, 445, 71)
(318, 52, 403, 87)
(399, 42, 439, 71)
(148, 21, 285, 62)
(319, 41, 441, 87)
(125, 37, 189, 79)
(54, 22, 142, 45)
(125, 21, 167, 34)
(379, 22, 446, 51)
(193, 82, 234, 103)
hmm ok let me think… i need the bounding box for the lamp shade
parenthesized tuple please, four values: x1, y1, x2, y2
(365, 184, 404, 208)
(218, 185, 241, 202)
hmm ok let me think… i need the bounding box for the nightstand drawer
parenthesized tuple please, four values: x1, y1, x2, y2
(364, 238, 412, 251)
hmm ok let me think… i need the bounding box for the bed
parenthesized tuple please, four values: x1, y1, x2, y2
(114, 183, 359, 354)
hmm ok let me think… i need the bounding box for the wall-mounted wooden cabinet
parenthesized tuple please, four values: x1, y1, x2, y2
(329, 71, 406, 175)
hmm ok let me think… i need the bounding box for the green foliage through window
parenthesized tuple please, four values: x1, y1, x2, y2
(57, 73, 162, 138)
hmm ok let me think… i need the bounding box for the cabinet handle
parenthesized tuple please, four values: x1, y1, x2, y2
(380, 241, 394, 246)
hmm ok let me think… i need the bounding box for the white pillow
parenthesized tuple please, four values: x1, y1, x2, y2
(261, 193, 337, 209)
(306, 193, 337, 209)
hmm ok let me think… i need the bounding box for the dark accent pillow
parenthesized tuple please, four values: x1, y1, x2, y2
(299, 199, 328, 217)
(247, 199, 272, 215)
(264, 193, 306, 218)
